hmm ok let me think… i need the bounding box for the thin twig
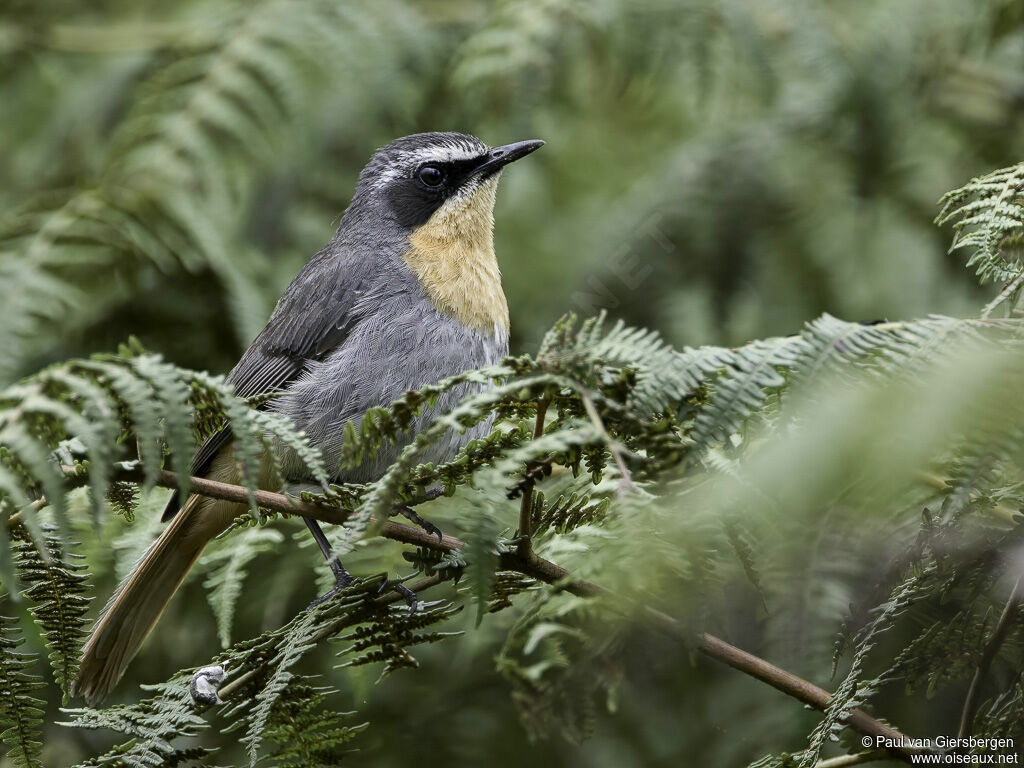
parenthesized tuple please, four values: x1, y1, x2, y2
(958, 575, 1023, 738)
(6, 497, 46, 529)
(516, 396, 549, 558)
(693, 634, 914, 761)
(815, 750, 891, 768)
(56, 464, 920, 761)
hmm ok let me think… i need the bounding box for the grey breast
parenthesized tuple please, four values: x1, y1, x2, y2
(272, 280, 508, 483)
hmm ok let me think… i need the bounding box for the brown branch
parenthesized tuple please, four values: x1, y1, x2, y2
(59, 464, 353, 524)
(57, 463, 920, 761)
(958, 575, 1023, 738)
(694, 633, 912, 758)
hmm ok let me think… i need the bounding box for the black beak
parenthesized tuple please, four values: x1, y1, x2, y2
(472, 139, 545, 178)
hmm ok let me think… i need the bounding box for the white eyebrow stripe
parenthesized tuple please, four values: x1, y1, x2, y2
(371, 166, 404, 189)
(403, 145, 484, 164)
(369, 136, 489, 189)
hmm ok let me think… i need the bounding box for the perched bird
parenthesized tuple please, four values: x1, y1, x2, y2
(73, 131, 544, 705)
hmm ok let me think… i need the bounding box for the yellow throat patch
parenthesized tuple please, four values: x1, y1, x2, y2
(404, 175, 510, 336)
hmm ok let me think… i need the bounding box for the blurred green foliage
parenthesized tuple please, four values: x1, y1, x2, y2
(2, 0, 1024, 766)
(3, 0, 1022, 380)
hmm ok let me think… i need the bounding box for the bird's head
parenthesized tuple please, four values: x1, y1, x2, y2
(353, 131, 543, 232)
(347, 132, 544, 336)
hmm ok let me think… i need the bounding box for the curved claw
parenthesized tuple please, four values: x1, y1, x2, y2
(393, 505, 444, 543)
(419, 518, 444, 543)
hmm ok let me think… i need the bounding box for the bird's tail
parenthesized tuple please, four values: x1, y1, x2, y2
(73, 494, 239, 705)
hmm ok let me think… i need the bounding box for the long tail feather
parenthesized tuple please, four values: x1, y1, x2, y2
(73, 494, 238, 705)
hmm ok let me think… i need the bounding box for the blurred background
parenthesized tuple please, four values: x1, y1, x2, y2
(2, 0, 1024, 765)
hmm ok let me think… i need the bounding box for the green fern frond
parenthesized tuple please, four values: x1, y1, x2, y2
(937, 161, 1024, 311)
(347, 373, 556, 537)
(531, 488, 610, 538)
(11, 525, 90, 697)
(76, 744, 216, 768)
(332, 597, 462, 674)
(335, 365, 513, 472)
(61, 671, 211, 767)
(0, 0, 413, 383)
(188, 369, 329, 518)
(457, 489, 504, 626)
(974, 683, 1024, 744)
(451, 0, 599, 92)
(5, 307, 1024, 763)
(202, 525, 284, 648)
(220, 580, 459, 764)
(130, 355, 195, 501)
(242, 604, 322, 764)
(799, 574, 923, 767)
(0, 612, 46, 768)
(0, 351, 334, 544)
(255, 678, 367, 767)
(496, 590, 621, 743)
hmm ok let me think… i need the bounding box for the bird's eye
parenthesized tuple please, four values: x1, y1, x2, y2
(417, 165, 445, 187)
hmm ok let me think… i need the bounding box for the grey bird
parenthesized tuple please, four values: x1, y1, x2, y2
(73, 131, 544, 705)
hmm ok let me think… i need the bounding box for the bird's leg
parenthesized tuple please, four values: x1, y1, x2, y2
(389, 487, 445, 542)
(292, 482, 425, 613)
(303, 517, 417, 612)
(303, 516, 353, 609)
(282, 481, 352, 607)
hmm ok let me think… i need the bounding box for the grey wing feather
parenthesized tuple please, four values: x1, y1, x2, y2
(160, 246, 369, 521)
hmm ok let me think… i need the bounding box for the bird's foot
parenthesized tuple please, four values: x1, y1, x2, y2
(377, 576, 418, 614)
(391, 504, 444, 542)
(306, 557, 354, 610)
